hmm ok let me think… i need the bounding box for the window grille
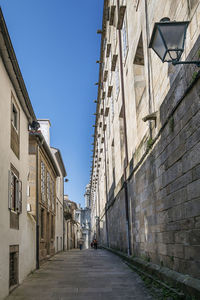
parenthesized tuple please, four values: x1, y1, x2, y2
(9, 249, 18, 287)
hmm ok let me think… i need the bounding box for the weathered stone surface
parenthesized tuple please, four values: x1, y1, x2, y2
(6, 250, 153, 300)
(91, 0, 200, 282)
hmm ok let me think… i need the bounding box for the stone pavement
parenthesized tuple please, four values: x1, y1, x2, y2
(6, 249, 154, 300)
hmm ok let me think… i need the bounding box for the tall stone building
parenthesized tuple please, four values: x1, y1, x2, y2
(90, 0, 200, 281)
(51, 147, 67, 253)
(28, 122, 60, 265)
(0, 9, 37, 298)
(74, 185, 91, 249)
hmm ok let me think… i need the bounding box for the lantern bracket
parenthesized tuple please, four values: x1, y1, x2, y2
(172, 60, 200, 67)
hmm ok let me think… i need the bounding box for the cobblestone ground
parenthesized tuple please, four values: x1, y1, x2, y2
(6, 249, 154, 300)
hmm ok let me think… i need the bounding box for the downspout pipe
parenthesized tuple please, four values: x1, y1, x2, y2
(145, 0, 153, 139)
(63, 179, 65, 251)
(36, 141, 40, 269)
(117, 0, 131, 256)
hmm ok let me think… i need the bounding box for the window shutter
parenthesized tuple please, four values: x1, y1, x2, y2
(15, 180, 19, 212)
(18, 180, 22, 213)
(8, 170, 12, 210)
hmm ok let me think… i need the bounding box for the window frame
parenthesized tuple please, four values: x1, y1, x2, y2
(11, 96, 20, 133)
(8, 169, 22, 214)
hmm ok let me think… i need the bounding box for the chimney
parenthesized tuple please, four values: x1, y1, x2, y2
(37, 119, 51, 146)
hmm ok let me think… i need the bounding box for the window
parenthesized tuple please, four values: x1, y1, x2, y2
(133, 33, 147, 140)
(115, 63, 120, 100)
(12, 103, 18, 130)
(57, 237, 58, 251)
(51, 178, 55, 211)
(51, 215, 54, 239)
(8, 170, 22, 213)
(9, 245, 19, 288)
(60, 237, 62, 250)
(122, 16, 128, 61)
(111, 95, 114, 122)
(41, 161, 45, 202)
(41, 209, 44, 238)
(119, 112, 126, 169)
(47, 172, 51, 208)
(11, 97, 20, 158)
(111, 140, 115, 186)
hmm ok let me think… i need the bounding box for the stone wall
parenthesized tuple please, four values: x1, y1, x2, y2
(107, 189, 128, 253)
(107, 66, 200, 278)
(130, 70, 200, 278)
(90, 0, 200, 280)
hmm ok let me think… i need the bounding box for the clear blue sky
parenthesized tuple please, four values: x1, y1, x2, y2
(0, 0, 103, 207)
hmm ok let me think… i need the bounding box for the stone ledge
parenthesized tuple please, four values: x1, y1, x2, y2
(102, 246, 200, 299)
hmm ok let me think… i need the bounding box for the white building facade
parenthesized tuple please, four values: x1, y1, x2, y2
(51, 147, 67, 253)
(0, 9, 36, 299)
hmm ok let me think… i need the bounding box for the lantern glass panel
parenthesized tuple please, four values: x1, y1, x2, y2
(159, 23, 186, 50)
(164, 50, 182, 61)
(151, 29, 166, 60)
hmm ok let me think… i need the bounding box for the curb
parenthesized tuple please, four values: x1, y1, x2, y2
(102, 246, 200, 299)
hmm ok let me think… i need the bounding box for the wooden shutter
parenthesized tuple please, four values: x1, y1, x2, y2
(18, 180, 22, 213)
(8, 170, 12, 209)
(15, 180, 19, 212)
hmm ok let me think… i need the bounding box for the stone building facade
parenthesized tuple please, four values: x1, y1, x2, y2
(51, 147, 67, 253)
(90, 0, 200, 280)
(28, 128, 60, 265)
(74, 186, 91, 249)
(64, 195, 82, 250)
(0, 9, 37, 299)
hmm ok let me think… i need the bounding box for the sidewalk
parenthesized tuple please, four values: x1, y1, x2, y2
(6, 249, 154, 300)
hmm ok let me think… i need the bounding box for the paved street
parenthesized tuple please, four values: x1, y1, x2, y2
(7, 249, 153, 300)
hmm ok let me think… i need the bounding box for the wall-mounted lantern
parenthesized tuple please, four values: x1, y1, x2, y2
(149, 18, 200, 67)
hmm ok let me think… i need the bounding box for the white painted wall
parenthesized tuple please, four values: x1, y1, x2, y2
(0, 57, 36, 299)
(38, 120, 51, 146)
(51, 148, 64, 253)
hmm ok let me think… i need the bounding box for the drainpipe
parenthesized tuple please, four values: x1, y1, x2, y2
(145, 0, 153, 139)
(63, 179, 65, 251)
(97, 179, 101, 242)
(102, 97, 110, 247)
(36, 142, 40, 269)
(117, 0, 131, 256)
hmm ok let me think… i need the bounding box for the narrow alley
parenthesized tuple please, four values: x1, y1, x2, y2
(6, 249, 153, 300)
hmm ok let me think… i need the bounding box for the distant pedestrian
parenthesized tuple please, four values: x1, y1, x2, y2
(93, 239, 98, 250)
(90, 241, 94, 248)
(78, 240, 83, 250)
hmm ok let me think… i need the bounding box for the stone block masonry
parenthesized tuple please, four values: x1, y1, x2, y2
(89, 0, 200, 285)
(108, 73, 200, 279)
